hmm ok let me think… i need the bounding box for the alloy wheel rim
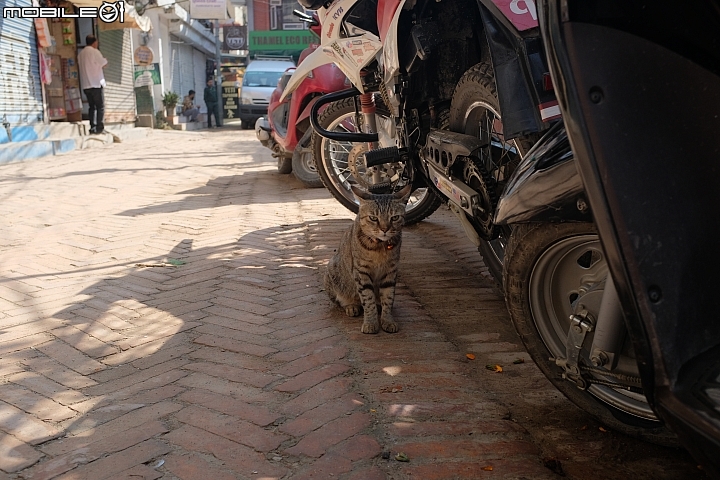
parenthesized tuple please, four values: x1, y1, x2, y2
(528, 233, 657, 420)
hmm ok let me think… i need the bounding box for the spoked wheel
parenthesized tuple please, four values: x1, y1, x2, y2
(312, 97, 441, 225)
(504, 222, 677, 445)
(449, 62, 537, 285)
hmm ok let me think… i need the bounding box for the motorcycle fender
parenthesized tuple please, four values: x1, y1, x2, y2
(495, 124, 588, 224)
(296, 96, 321, 126)
(280, 48, 336, 102)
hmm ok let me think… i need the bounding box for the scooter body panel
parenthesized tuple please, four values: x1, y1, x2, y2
(268, 46, 349, 157)
(495, 122, 588, 225)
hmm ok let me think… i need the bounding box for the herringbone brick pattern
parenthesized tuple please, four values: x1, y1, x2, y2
(0, 127, 700, 480)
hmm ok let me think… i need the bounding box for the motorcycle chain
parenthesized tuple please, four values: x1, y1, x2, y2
(462, 156, 499, 240)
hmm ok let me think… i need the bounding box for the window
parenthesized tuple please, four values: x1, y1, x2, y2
(242, 71, 285, 87)
(270, 0, 310, 31)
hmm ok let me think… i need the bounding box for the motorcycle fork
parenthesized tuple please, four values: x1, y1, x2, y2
(589, 275, 626, 370)
(358, 92, 382, 183)
(557, 275, 627, 388)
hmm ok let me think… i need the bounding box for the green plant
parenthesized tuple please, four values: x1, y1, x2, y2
(154, 111, 172, 129)
(162, 91, 180, 107)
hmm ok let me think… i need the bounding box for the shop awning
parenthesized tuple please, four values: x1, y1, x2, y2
(70, 1, 153, 32)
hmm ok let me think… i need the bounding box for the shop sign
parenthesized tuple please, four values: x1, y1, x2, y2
(248, 31, 316, 53)
(189, 0, 227, 20)
(223, 25, 247, 52)
(134, 46, 154, 66)
(222, 84, 239, 119)
(134, 63, 161, 87)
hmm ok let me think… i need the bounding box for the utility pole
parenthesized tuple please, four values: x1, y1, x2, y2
(215, 19, 224, 127)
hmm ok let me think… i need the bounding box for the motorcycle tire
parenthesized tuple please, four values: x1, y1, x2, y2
(292, 131, 323, 188)
(312, 97, 442, 226)
(277, 156, 292, 175)
(503, 222, 677, 446)
(449, 62, 537, 287)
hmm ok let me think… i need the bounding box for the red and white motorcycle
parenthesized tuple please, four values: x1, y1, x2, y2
(281, 0, 556, 259)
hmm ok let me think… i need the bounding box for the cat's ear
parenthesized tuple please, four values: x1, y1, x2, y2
(351, 185, 373, 202)
(393, 184, 413, 203)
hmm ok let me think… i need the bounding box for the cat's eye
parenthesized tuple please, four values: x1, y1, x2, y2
(391, 215, 400, 221)
(369, 216, 378, 222)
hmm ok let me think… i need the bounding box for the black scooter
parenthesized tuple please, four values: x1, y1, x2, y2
(496, 0, 720, 474)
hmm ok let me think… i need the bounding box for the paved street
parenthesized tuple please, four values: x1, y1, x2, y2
(0, 126, 704, 479)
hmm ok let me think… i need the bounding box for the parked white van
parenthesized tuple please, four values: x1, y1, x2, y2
(240, 58, 296, 128)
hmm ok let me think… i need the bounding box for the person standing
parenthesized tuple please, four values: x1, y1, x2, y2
(204, 78, 219, 128)
(77, 35, 108, 134)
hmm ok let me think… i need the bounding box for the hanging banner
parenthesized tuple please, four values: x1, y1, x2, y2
(134, 64, 161, 87)
(223, 25, 247, 52)
(189, 0, 227, 20)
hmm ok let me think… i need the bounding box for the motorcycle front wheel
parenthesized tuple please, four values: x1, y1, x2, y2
(503, 222, 677, 446)
(311, 97, 442, 226)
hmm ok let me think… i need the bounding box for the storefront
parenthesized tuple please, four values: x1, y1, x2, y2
(43, 10, 85, 122)
(36, 0, 150, 125)
(0, 0, 45, 125)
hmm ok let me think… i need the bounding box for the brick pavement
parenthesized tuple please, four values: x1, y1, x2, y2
(0, 127, 703, 479)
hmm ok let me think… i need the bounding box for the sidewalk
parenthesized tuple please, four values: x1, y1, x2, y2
(0, 126, 702, 479)
(0, 122, 151, 164)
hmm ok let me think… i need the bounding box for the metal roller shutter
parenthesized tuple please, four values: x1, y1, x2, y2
(171, 36, 181, 96)
(170, 39, 197, 103)
(97, 29, 136, 123)
(193, 48, 206, 98)
(0, 0, 44, 125)
(180, 44, 194, 98)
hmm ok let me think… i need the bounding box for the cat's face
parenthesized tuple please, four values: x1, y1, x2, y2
(352, 186, 411, 242)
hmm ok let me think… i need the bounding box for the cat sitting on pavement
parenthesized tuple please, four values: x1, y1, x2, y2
(324, 184, 411, 334)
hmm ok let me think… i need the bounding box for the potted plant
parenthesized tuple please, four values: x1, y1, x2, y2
(162, 91, 180, 117)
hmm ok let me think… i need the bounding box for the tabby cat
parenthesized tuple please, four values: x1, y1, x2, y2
(324, 184, 412, 334)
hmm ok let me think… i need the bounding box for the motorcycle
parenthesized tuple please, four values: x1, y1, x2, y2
(255, 10, 349, 188)
(283, 0, 720, 462)
(523, 0, 720, 473)
(281, 0, 559, 268)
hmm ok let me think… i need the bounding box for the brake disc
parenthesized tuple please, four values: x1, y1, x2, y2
(348, 144, 403, 189)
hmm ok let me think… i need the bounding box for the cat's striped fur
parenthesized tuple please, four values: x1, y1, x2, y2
(324, 185, 412, 333)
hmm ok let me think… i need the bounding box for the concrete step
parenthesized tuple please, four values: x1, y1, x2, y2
(105, 126, 152, 143)
(168, 113, 208, 125)
(0, 138, 77, 164)
(0, 122, 151, 163)
(171, 121, 206, 131)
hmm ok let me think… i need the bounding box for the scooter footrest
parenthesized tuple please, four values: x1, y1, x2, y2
(368, 182, 393, 194)
(365, 146, 400, 167)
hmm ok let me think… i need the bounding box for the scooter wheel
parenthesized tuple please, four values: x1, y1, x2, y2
(277, 157, 292, 174)
(292, 133, 323, 188)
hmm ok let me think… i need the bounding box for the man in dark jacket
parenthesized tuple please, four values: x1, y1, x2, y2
(204, 79, 219, 128)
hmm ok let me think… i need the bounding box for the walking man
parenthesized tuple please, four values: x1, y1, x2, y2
(78, 35, 108, 134)
(204, 78, 219, 128)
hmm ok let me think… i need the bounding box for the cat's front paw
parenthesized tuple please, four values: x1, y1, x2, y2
(381, 319, 398, 333)
(361, 321, 380, 334)
(345, 305, 362, 317)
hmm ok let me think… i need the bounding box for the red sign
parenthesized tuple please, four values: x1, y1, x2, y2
(491, 0, 539, 31)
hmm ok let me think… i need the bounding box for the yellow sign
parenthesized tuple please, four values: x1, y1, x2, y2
(134, 46, 154, 66)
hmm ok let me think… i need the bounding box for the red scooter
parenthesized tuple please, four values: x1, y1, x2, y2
(255, 10, 349, 188)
